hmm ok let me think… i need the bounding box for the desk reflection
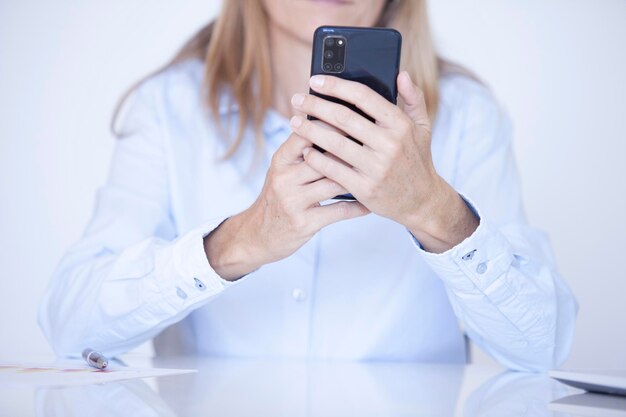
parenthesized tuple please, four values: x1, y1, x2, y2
(35, 358, 572, 417)
(463, 371, 570, 416)
(36, 379, 176, 417)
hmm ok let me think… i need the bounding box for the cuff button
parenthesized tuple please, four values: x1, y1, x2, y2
(476, 262, 487, 274)
(462, 249, 477, 261)
(176, 286, 188, 299)
(194, 277, 206, 291)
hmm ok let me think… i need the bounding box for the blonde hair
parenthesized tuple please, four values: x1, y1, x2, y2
(114, 0, 443, 170)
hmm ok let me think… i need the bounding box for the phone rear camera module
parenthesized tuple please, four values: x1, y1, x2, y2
(321, 36, 346, 74)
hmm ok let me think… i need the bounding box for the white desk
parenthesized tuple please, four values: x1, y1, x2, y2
(0, 355, 591, 416)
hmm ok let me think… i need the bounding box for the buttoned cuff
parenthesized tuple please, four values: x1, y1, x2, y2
(407, 195, 515, 293)
(161, 216, 251, 308)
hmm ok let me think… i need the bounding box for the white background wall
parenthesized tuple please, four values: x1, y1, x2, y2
(1, 0, 624, 369)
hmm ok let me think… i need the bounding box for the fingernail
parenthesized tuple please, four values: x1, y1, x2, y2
(310, 75, 325, 88)
(302, 147, 311, 156)
(290, 115, 303, 128)
(291, 93, 305, 107)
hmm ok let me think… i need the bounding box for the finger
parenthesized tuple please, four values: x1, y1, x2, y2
(309, 200, 370, 229)
(275, 133, 312, 165)
(397, 71, 431, 132)
(310, 119, 348, 140)
(289, 157, 325, 184)
(303, 146, 363, 193)
(291, 93, 384, 151)
(290, 115, 372, 171)
(300, 178, 349, 207)
(308, 75, 403, 128)
(324, 149, 353, 169)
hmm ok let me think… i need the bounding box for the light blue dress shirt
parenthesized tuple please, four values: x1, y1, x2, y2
(38, 59, 577, 371)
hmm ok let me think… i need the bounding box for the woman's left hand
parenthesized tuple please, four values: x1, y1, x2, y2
(289, 71, 479, 253)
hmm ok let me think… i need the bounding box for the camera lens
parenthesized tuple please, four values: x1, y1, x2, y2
(325, 38, 335, 46)
(334, 63, 344, 72)
(323, 63, 333, 71)
(324, 50, 334, 59)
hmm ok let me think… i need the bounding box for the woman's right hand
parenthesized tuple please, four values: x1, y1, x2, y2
(204, 132, 370, 281)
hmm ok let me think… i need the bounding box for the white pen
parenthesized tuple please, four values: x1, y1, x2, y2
(82, 348, 109, 369)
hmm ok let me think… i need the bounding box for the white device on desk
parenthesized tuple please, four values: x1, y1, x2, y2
(549, 392, 626, 417)
(549, 369, 626, 396)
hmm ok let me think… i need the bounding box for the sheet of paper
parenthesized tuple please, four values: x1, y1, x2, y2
(0, 361, 195, 387)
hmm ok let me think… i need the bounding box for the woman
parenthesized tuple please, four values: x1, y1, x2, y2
(39, 0, 577, 370)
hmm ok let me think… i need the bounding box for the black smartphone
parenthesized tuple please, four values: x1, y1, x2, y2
(308, 26, 402, 200)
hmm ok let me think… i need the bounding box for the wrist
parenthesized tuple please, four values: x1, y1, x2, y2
(203, 210, 263, 281)
(405, 179, 479, 253)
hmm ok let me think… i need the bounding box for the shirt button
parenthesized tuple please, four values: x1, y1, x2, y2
(292, 288, 306, 302)
(476, 262, 488, 274)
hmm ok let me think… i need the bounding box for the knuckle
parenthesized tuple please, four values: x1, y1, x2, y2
(334, 201, 350, 218)
(306, 151, 321, 168)
(377, 139, 393, 156)
(298, 118, 311, 136)
(278, 195, 298, 218)
(285, 131, 300, 144)
(321, 157, 336, 176)
(385, 139, 402, 158)
(329, 133, 345, 153)
(360, 186, 373, 201)
(326, 179, 343, 194)
(289, 215, 308, 232)
(398, 117, 413, 136)
(270, 149, 282, 165)
(273, 143, 292, 164)
(415, 88, 426, 104)
(371, 183, 381, 199)
(380, 164, 393, 182)
(304, 95, 317, 113)
(267, 177, 283, 197)
(376, 156, 394, 179)
(266, 162, 279, 179)
(352, 85, 367, 103)
(334, 106, 353, 126)
(365, 171, 391, 192)
(269, 169, 291, 192)
(279, 197, 295, 213)
(369, 170, 382, 186)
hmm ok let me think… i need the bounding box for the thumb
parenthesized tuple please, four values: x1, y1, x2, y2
(312, 201, 371, 229)
(278, 130, 311, 165)
(397, 71, 431, 132)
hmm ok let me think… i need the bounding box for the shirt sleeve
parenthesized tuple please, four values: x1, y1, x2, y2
(408, 80, 578, 371)
(37, 80, 246, 358)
